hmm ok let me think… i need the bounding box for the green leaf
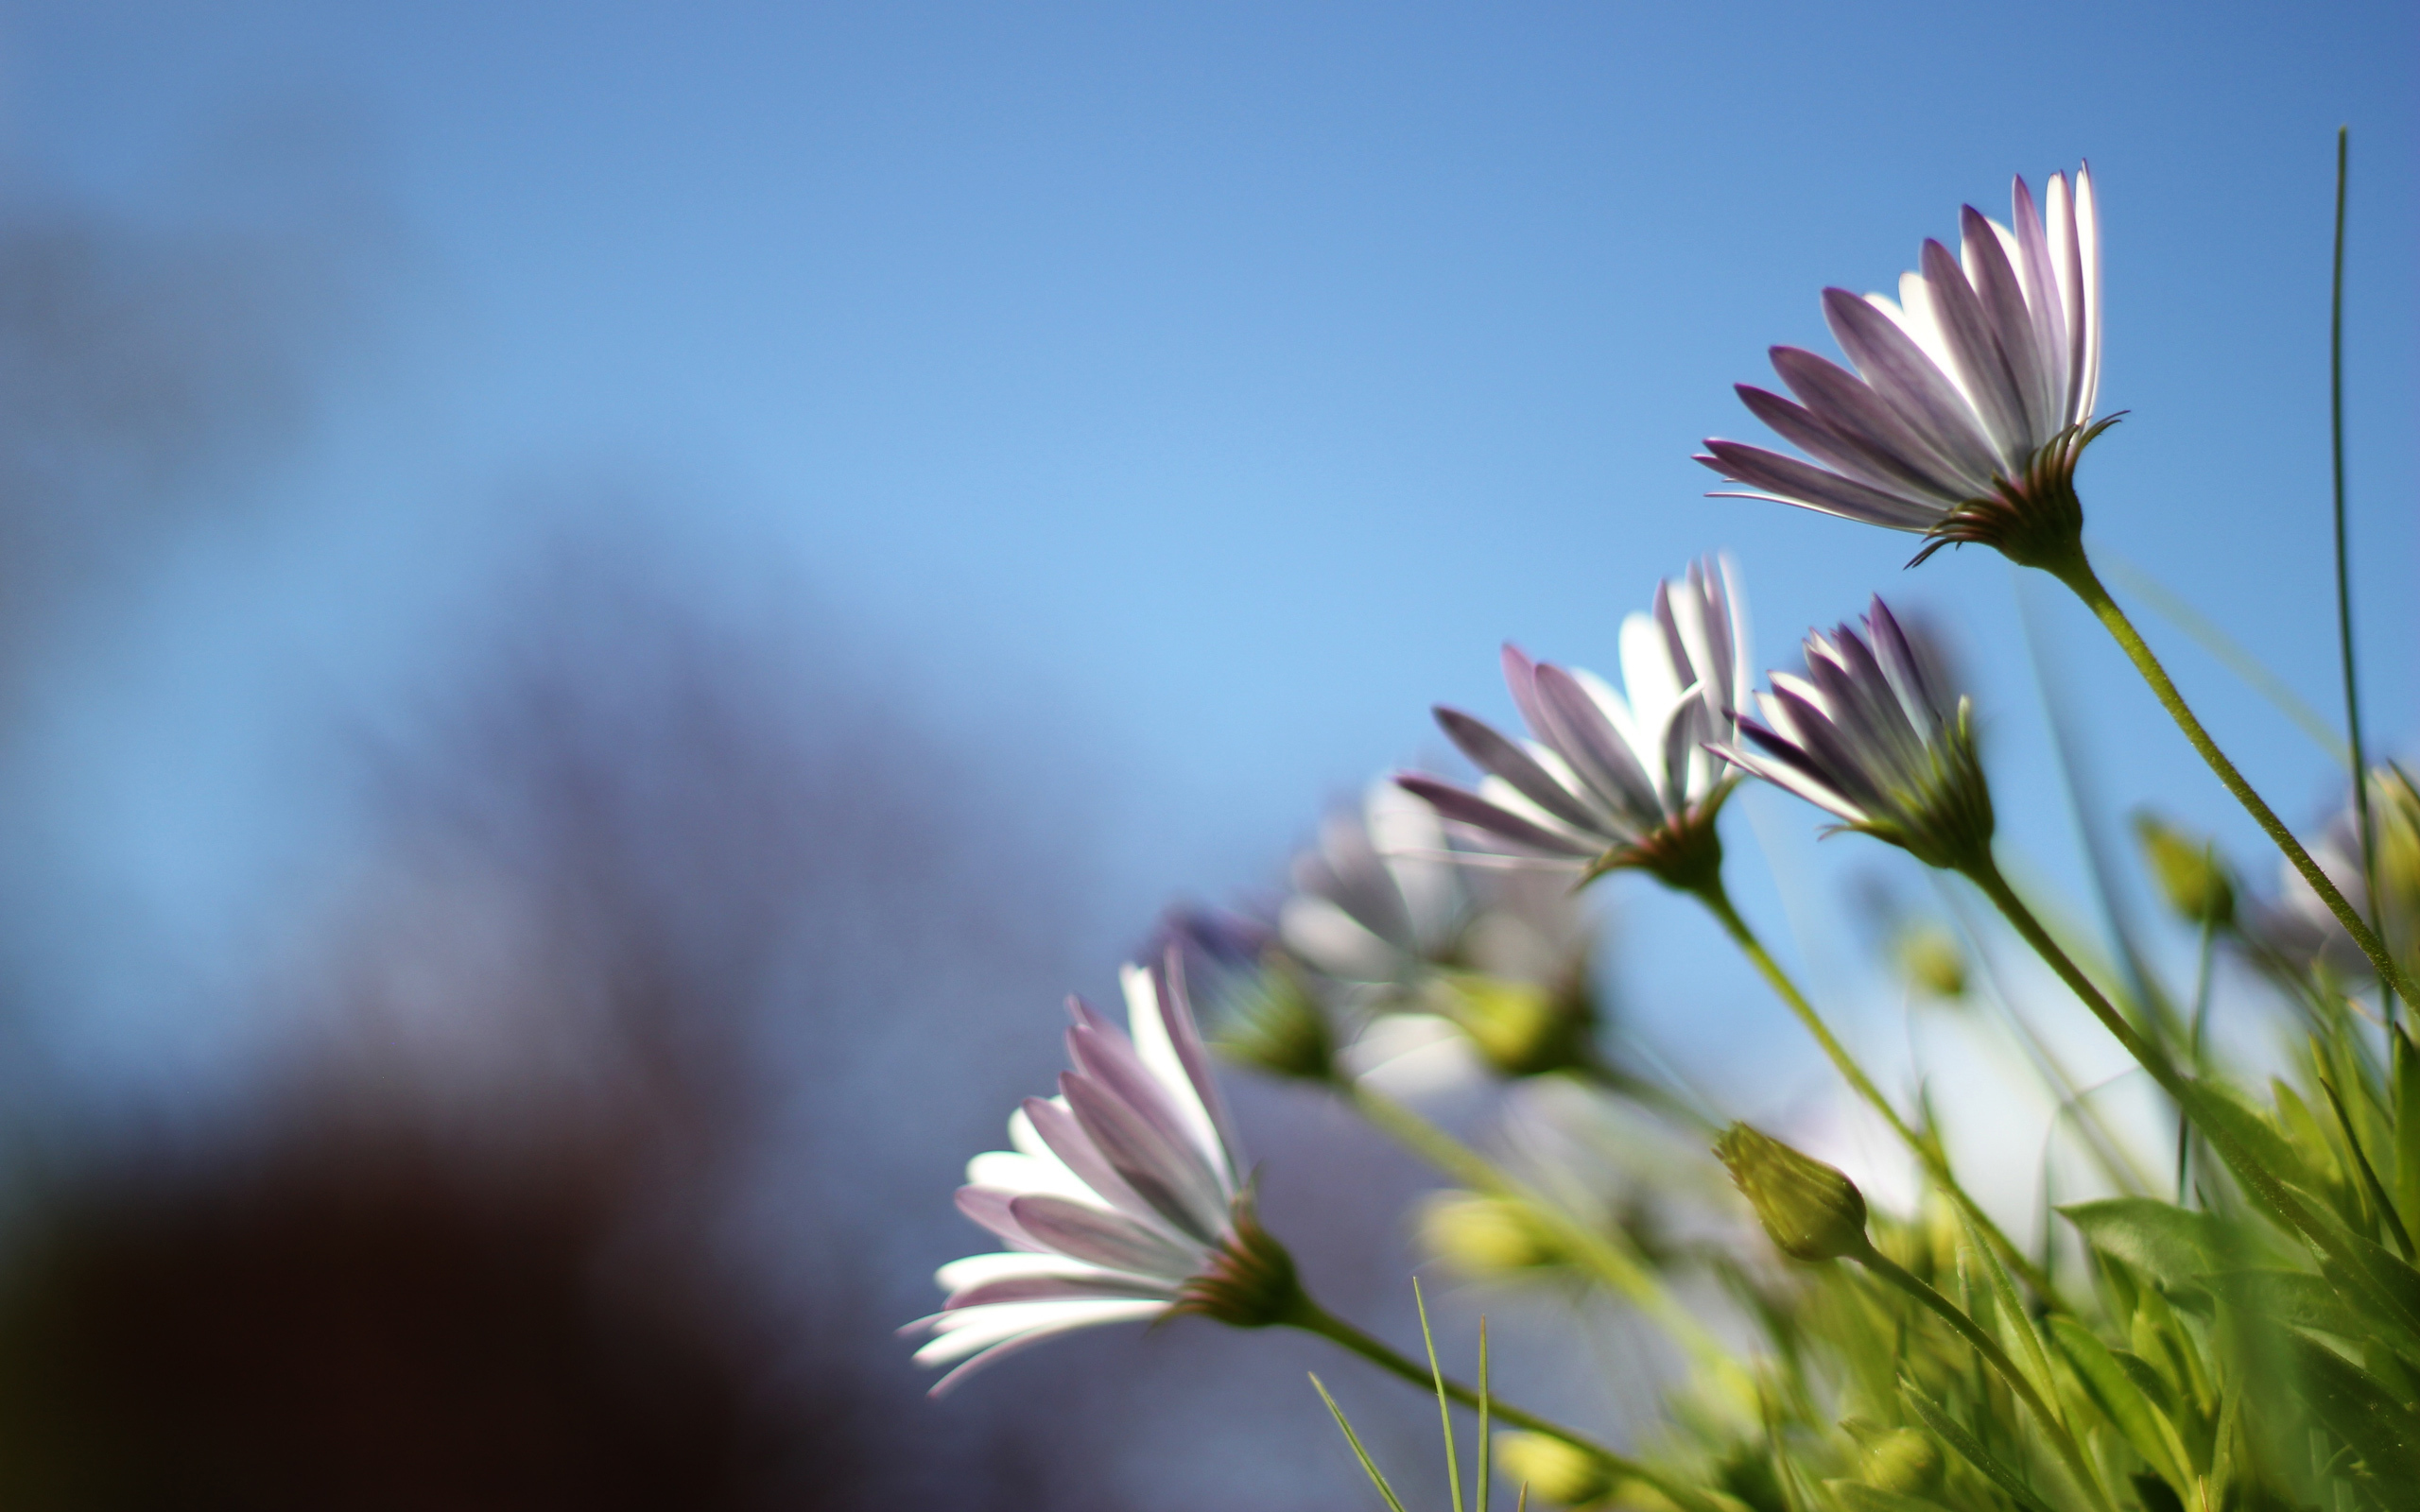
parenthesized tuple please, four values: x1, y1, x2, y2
(2059, 1198, 2226, 1289)
(2210, 1267, 2379, 1342)
(1953, 1202, 2060, 1423)
(2284, 1334, 2420, 1505)
(2049, 1315, 2191, 1491)
(1897, 1379, 2055, 1512)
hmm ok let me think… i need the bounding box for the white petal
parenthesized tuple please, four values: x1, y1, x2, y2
(1617, 611, 1685, 736)
(1118, 963, 1228, 1179)
(967, 1148, 1101, 1204)
(2075, 163, 2101, 421)
(1280, 894, 1407, 983)
(911, 1297, 1167, 1366)
(1364, 781, 1461, 950)
(936, 1251, 1117, 1294)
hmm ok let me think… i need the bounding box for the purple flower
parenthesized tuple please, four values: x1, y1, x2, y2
(1397, 555, 1748, 885)
(1709, 597, 1994, 872)
(908, 961, 1274, 1391)
(1701, 167, 2108, 568)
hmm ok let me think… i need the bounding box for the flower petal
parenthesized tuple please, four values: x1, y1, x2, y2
(1008, 1192, 1207, 1279)
(1697, 440, 1942, 530)
(1393, 775, 1599, 858)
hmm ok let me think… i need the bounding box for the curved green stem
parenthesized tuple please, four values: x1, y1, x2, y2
(1856, 1246, 2110, 1512)
(1285, 1295, 1709, 1510)
(1345, 1084, 1746, 1391)
(2326, 127, 2390, 1027)
(2050, 554, 2420, 1008)
(1964, 852, 2417, 1330)
(1692, 879, 2055, 1300)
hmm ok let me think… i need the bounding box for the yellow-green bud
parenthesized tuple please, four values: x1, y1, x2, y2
(1431, 971, 1595, 1078)
(2131, 812, 2234, 928)
(1418, 1192, 1561, 1276)
(1858, 1427, 1944, 1494)
(1495, 1431, 1616, 1507)
(1713, 1125, 1870, 1263)
(1893, 924, 1966, 1000)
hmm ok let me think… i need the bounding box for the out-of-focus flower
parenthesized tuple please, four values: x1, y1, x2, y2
(1893, 923, 1968, 1001)
(1710, 597, 1994, 874)
(1700, 167, 2109, 570)
(909, 962, 1297, 1391)
(1495, 1430, 1617, 1506)
(2248, 767, 2420, 984)
(1398, 556, 1750, 888)
(1250, 781, 1603, 1084)
(1281, 781, 1472, 994)
(2132, 811, 2236, 929)
(1417, 1190, 1564, 1277)
(1713, 1125, 1871, 1264)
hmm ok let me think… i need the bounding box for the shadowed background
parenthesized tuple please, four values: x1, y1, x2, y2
(0, 2, 2407, 1505)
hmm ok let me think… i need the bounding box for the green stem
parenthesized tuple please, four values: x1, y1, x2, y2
(2050, 555, 2420, 1009)
(1285, 1296, 1706, 1509)
(2326, 126, 2389, 1028)
(1345, 1084, 1745, 1388)
(1857, 1245, 2109, 1512)
(1965, 853, 2414, 1328)
(1693, 879, 2055, 1299)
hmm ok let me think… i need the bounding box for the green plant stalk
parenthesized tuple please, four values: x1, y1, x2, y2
(1855, 1244, 2111, 1512)
(2327, 126, 2389, 1027)
(1963, 852, 2413, 1326)
(1283, 1296, 1704, 1509)
(1692, 877, 2056, 1299)
(1345, 1083, 1747, 1391)
(2047, 552, 2420, 1008)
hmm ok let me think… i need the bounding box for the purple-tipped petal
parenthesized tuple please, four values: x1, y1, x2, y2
(1393, 775, 1599, 858)
(1499, 644, 1552, 740)
(1698, 440, 1942, 530)
(2008, 177, 2070, 425)
(1959, 205, 2048, 442)
(1021, 1095, 1163, 1231)
(957, 1186, 1044, 1251)
(1007, 1193, 1205, 1278)
(1916, 237, 2030, 465)
(1736, 382, 1962, 506)
(1059, 1059, 1228, 1243)
(1768, 347, 1978, 502)
(1532, 662, 1663, 826)
(1821, 290, 2002, 486)
(1434, 707, 1605, 833)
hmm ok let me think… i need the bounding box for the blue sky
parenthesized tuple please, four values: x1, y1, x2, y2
(0, 1, 2412, 1096)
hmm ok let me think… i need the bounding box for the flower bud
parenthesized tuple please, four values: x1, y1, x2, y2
(1418, 1191, 1562, 1277)
(1714, 1125, 1870, 1263)
(1893, 923, 1966, 1000)
(1495, 1431, 1616, 1507)
(2132, 812, 2234, 928)
(1431, 971, 1596, 1079)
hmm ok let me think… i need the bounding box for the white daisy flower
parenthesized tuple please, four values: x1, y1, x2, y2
(1700, 166, 2109, 569)
(1709, 597, 1995, 873)
(1397, 555, 1749, 886)
(909, 959, 1289, 1392)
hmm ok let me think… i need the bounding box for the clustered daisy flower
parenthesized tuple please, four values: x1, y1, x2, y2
(1699, 166, 2105, 569)
(1710, 597, 1993, 874)
(908, 961, 1293, 1391)
(1396, 555, 1749, 888)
